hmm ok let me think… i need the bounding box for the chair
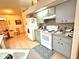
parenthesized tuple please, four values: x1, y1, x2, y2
(14, 28, 20, 35)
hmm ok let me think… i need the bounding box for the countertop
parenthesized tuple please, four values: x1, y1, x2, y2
(36, 29, 73, 39)
(0, 52, 9, 59)
(0, 49, 30, 59)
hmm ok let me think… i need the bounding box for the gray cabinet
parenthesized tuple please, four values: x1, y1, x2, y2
(36, 12, 44, 23)
(48, 7, 55, 16)
(34, 30, 41, 43)
(56, 0, 76, 23)
(36, 7, 55, 23)
(36, 9, 48, 23)
(53, 35, 72, 58)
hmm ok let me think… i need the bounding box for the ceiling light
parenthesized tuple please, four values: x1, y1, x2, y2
(33, 0, 38, 4)
(3, 9, 13, 14)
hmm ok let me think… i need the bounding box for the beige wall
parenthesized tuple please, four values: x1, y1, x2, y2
(71, 0, 79, 59)
(0, 15, 24, 33)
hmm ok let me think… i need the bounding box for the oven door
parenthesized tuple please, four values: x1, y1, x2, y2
(41, 32, 53, 50)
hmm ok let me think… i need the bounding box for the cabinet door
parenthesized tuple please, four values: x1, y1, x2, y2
(34, 30, 41, 43)
(56, 0, 76, 23)
(37, 12, 44, 23)
(42, 9, 48, 17)
(36, 9, 48, 23)
(61, 37, 72, 58)
(37, 31, 41, 43)
(59, 41, 71, 58)
(53, 36, 61, 52)
(48, 7, 55, 16)
(53, 38, 60, 51)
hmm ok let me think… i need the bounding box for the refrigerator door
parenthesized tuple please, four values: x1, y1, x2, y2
(27, 18, 38, 41)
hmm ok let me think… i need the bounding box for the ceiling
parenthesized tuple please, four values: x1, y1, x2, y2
(20, 0, 39, 11)
(0, 0, 38, 15)
(20, 0, 33, 11)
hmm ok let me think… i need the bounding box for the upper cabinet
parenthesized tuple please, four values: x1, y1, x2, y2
(36, 9, 48, 23)
(36, 7, 55, 23)
(56, 0, 77, 23)
(48, 7, 55, 16)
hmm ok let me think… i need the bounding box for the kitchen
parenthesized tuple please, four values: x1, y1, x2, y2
(0, 0, 78, 59)
(24, 0, 77, 59)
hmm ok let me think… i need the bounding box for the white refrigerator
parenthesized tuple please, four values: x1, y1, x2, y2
(27, 17, 38, 41)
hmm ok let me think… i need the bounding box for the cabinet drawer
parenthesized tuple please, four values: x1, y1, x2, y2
(60, 37, 72, 44)
(53, 35, 72, 44)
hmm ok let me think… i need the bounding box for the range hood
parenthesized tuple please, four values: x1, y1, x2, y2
(43, 15, 56, 19)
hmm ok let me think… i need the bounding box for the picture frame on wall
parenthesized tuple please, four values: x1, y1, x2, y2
(15, 20, 21, 25)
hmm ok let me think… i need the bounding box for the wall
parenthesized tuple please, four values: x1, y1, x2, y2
(71, 0, 79, 59)
(0, 15, 24, 33)
(22, 12, 30, 33)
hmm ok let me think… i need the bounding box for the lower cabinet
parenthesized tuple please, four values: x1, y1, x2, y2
(53, 35, 72, 58)
(34, 30, 41, 43)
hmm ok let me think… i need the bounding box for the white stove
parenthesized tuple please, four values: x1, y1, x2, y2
(41, 25, 58, 50)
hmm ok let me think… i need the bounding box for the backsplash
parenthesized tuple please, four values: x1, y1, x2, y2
(44, 19, 74, 30)
(58, 23, 74, 30)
